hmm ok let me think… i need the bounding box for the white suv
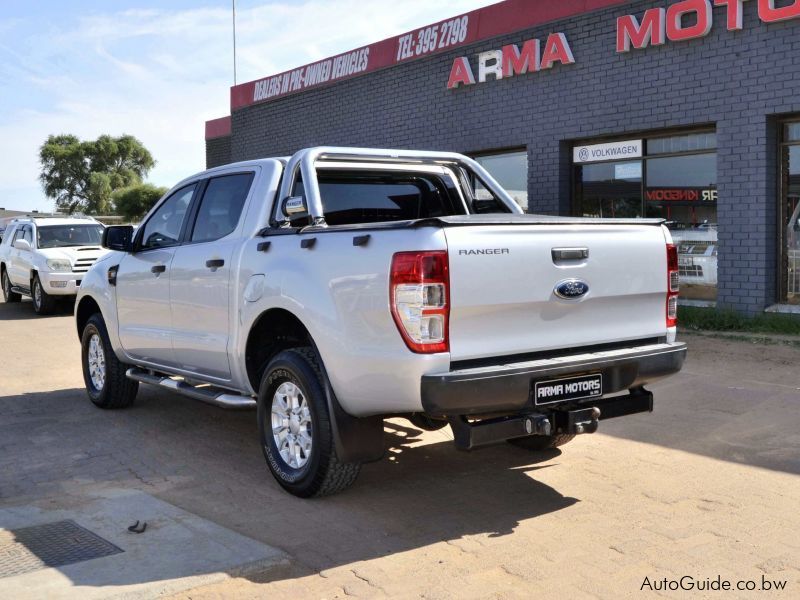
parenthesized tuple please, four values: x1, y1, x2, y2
(0, 216, 106, 314)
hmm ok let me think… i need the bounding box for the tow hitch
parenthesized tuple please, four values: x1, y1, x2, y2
(448, 387, 653, 451)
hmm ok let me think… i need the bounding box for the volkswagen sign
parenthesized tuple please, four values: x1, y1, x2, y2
(555, 279, 590, 300)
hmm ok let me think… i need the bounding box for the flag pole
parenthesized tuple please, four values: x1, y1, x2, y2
(232, 0, 238, 85)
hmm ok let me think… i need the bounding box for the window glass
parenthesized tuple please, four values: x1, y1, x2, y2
(785, 123, 800, 143)
(37, 225, 104, 249)
(783, 145, 800, 304)
(574, 132, 717, 301)
(292, 171, 463, 226)
(473, 151, 528, 210)
(648, 133, 716, 155)
(576, 160, 642, 218)
(646, 154, 718, 301)
(191, 174, 253, 243)
(140, 184, 195, 250)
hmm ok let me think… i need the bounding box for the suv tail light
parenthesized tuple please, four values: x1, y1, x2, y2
(390, 251, 449, 353)
(666, 243, 679, 328)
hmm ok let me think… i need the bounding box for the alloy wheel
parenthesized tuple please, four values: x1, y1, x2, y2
(270, 381, 313, 469)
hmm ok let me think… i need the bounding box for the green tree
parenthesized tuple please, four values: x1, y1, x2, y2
(39, 134, 155, 214)
(112, 183, 168, 222)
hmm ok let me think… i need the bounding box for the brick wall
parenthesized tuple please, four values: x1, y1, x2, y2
(206, 135, 232, 169)
(223, 0, 800, 314)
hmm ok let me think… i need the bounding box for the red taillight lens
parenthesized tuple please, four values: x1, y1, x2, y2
(666, 244, 679, 327)
(390, 251, 449, 353)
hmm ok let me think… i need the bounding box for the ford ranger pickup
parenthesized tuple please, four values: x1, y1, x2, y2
(74, 147, 686, 497)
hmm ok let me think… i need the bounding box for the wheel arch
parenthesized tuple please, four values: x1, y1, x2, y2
(76, 295, 103, 340)
(246, 307, 384, 464)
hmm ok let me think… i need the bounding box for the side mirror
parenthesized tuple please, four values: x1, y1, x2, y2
(13, 238, 31, 251)
(281, 196, 309, 219)
(102, 225, 134, 252)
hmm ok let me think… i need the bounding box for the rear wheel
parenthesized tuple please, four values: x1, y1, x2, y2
(31, 275, 56, 315)
(81, 314, 138, 409)
(508, 434, 576, 451)
(257, 348, 360, 498)
(1, 269, 21, 303)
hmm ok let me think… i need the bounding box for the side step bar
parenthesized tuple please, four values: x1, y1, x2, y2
(126, 368, 256, 410)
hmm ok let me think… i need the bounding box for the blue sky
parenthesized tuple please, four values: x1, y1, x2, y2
(0, 0, 494, 212)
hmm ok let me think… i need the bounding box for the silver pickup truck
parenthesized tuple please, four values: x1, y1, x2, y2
(74, 147, 686, 497)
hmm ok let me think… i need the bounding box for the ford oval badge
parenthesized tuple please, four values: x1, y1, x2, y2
(555, 279, 589, 300)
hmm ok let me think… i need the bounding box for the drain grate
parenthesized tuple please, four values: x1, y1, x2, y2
(0, 520, 123, 578)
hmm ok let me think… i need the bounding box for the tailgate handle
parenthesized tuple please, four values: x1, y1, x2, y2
(552, 248, 589, 261)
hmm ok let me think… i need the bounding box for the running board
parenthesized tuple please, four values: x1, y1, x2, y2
(126, 368, 256, 410)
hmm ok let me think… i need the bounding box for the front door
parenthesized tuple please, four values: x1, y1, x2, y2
(170, 173, 254, 379)
(9, 225, 33, 288)
(116, 184, 196, 367)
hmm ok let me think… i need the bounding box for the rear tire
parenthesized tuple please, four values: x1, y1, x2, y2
(32, 274, 56, 315)
(508, 433, 576, 451)
(81, 314, 138, 409)
(1, 268, 21, 303)
(257, 347, 360, 498)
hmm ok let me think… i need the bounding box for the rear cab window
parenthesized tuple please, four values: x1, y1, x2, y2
(288, 169, 468, 227)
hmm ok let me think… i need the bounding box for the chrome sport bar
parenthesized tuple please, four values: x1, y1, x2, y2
(276, 146, 524, 224)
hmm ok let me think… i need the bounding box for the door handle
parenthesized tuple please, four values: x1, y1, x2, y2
(151, 265, 166, 274)
(205, 259, 225, 270)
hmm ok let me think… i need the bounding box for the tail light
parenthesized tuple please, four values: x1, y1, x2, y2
(666, 243, 679, 327)
(390, 251, 449, 353)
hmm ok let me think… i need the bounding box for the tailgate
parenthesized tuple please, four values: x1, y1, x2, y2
(444, 223, 669, 361)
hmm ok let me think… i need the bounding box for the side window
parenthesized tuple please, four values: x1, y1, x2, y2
(140, 184, 196, 250)
(190, 173, 253, 243)
(14, 226, 32, 245)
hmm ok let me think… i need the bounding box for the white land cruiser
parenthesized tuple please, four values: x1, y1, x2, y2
(0, 216, 106, 314)
(74, 147, 686, 497)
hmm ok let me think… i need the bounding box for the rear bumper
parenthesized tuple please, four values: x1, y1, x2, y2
(421, 342, 687, 417)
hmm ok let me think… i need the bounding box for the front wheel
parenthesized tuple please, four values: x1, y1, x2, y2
(1, 269, 21, 303)
(257, 348, 360, 498)
(32, 274, 56, 315)
(81, 314, 139, 409)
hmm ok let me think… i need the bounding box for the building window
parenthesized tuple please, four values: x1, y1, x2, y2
(573, 131, 718, 301)
(473, 150, 529, 211)
(780, 122, 800, 304)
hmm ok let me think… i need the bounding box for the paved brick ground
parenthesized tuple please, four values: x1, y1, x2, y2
(0, 299, 798, 598)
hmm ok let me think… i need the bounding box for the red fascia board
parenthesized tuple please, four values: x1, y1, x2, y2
(205, 116, 232, 140)
(230, 0, 632, 111)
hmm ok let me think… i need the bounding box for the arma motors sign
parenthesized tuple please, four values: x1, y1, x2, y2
(446, 0, 800, 90)
(447, 33, 575, 89)
(617, 0, 800, 52)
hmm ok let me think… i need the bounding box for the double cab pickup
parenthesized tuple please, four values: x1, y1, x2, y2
(74, 147, 686, 497)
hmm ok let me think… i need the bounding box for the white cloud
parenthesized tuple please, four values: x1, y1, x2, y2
(0, 1, 493, 212)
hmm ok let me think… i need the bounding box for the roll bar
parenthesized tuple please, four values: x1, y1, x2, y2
(275, 146, 524, 225)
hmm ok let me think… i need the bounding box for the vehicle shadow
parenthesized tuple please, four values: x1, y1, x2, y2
(0, 298, 74, 320)
(0, 386, 579, 591)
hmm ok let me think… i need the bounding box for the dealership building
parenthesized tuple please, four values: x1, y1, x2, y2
(206, 0, 800, 315)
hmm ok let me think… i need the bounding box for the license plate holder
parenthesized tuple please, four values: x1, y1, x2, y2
(533, 373, 603, 406)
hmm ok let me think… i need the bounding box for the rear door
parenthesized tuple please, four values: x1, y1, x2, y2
(169, 172, 255, 379)
(444, 221, 669, 361)
(116, 184, 197, 367)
